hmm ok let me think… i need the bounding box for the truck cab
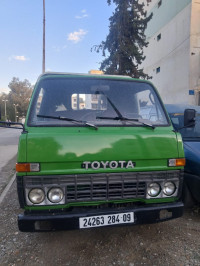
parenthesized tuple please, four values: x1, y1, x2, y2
(15, 73, 185, 231)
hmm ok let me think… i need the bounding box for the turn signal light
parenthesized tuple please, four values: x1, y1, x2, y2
(16, 163, 40, 172)
(168, 158, 185, 167)
(175, 158, 186, 166)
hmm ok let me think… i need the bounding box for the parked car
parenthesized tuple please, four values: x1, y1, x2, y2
(166, 104, 200, 207)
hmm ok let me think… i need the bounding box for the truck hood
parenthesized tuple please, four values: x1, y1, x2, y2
(25, 127, 181, 175)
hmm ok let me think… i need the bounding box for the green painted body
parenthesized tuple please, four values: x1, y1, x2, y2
(17, 73, 185, 211)
(18, 126, 183, 175)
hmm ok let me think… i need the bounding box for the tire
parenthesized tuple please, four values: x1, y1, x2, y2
(182, 183, 195, 208)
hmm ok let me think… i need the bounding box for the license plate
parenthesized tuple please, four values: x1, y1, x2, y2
(79, 212, 134, 229)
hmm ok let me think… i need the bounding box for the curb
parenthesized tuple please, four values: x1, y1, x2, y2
(0, 174, 16, 204)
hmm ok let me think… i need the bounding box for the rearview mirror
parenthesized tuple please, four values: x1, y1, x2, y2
(0, 121, 25, 131)
(184, 109, 196, 127)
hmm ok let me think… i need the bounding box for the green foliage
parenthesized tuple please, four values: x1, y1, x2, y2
(0, 77, 33, 121)
(92, 0, 152, 79)
(8, 77, 33, 119)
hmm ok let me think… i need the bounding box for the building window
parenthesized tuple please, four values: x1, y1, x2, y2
(158, 0, 162, 8)
(156, 67, 160, 74)
(91, 94, 98, 100)
(157, 33, 161, 41)
(91, 103, 98, 109)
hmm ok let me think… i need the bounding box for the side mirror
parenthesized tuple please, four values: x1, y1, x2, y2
(184, 109, 196, 127)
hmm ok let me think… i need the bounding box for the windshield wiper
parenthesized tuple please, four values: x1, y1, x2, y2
(96, 91, 154, 129)
(37, 115, 98, 130)
(97, 90, 124, 119)
(96, 116, 155, 129)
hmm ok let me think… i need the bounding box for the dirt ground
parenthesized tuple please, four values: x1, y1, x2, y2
(0, 180, 200, 266)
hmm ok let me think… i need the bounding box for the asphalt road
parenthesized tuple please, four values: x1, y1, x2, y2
(0, 128, 21, 195)
(0, 128, 21, 168)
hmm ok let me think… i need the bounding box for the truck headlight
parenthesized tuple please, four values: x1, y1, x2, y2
(48, 188, 64, 203)
(163, 182, 176, 196)
(28, 188, 45, 204)
(147, 183, 161, 197)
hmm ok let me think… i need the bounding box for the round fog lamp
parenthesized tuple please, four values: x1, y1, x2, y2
(147, 183, 161, 197)
(28, 188, 45, 204)
(48, 188, 64, 203)
(163, 182, 176, 196)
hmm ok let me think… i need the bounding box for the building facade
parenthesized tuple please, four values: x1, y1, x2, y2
(141, 0, 200, 105)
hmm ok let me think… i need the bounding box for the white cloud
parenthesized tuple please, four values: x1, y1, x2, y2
(9, 55, 29, 61)
(52, 45, 67, 52)
(68, 29, 88, 43)
(75, 9, 88, 19)
(75, 14, 88, 19)
(15, 56, 29, 61)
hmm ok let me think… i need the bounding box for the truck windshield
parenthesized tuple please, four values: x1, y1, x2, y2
(27, 77, 169, 127)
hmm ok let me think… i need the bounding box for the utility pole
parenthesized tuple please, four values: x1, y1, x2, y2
(42, 0, 46, 73)
(2, 99, 8, 121)
(13, 104, 18, 122)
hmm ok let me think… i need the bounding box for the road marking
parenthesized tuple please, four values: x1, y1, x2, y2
(0, 174, 16, 204)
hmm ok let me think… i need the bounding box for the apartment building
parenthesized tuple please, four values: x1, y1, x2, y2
(141, 0, 200, 105)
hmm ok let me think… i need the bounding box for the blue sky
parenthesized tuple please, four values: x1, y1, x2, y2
(0, 0, 114, 93)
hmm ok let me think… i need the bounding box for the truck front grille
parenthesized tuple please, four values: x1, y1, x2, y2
(23, 171, 182, 206)
(65, 178, 146, 201)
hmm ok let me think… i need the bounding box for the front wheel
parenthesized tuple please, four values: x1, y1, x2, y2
(182, 183, 195, 208)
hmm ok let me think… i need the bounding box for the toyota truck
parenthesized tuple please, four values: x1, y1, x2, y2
(2, 72, 186, 231)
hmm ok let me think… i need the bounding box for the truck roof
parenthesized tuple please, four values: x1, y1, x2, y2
(37, 72, 138, 82)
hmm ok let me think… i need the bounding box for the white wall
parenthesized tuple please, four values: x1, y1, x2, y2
(189, 0, 200, 105)
(141, 1, 196, 104)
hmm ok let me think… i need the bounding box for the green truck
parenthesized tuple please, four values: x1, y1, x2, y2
(6, 73, 186, 231)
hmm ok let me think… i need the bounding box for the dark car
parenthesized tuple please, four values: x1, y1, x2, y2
(166, 104, 200, 207)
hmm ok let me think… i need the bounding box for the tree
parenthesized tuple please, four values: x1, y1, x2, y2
(0, 78, 33, 121)
(8, 77, 33, 119)
(0, 93, 9, 121)
(92, 0, 152, 79)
